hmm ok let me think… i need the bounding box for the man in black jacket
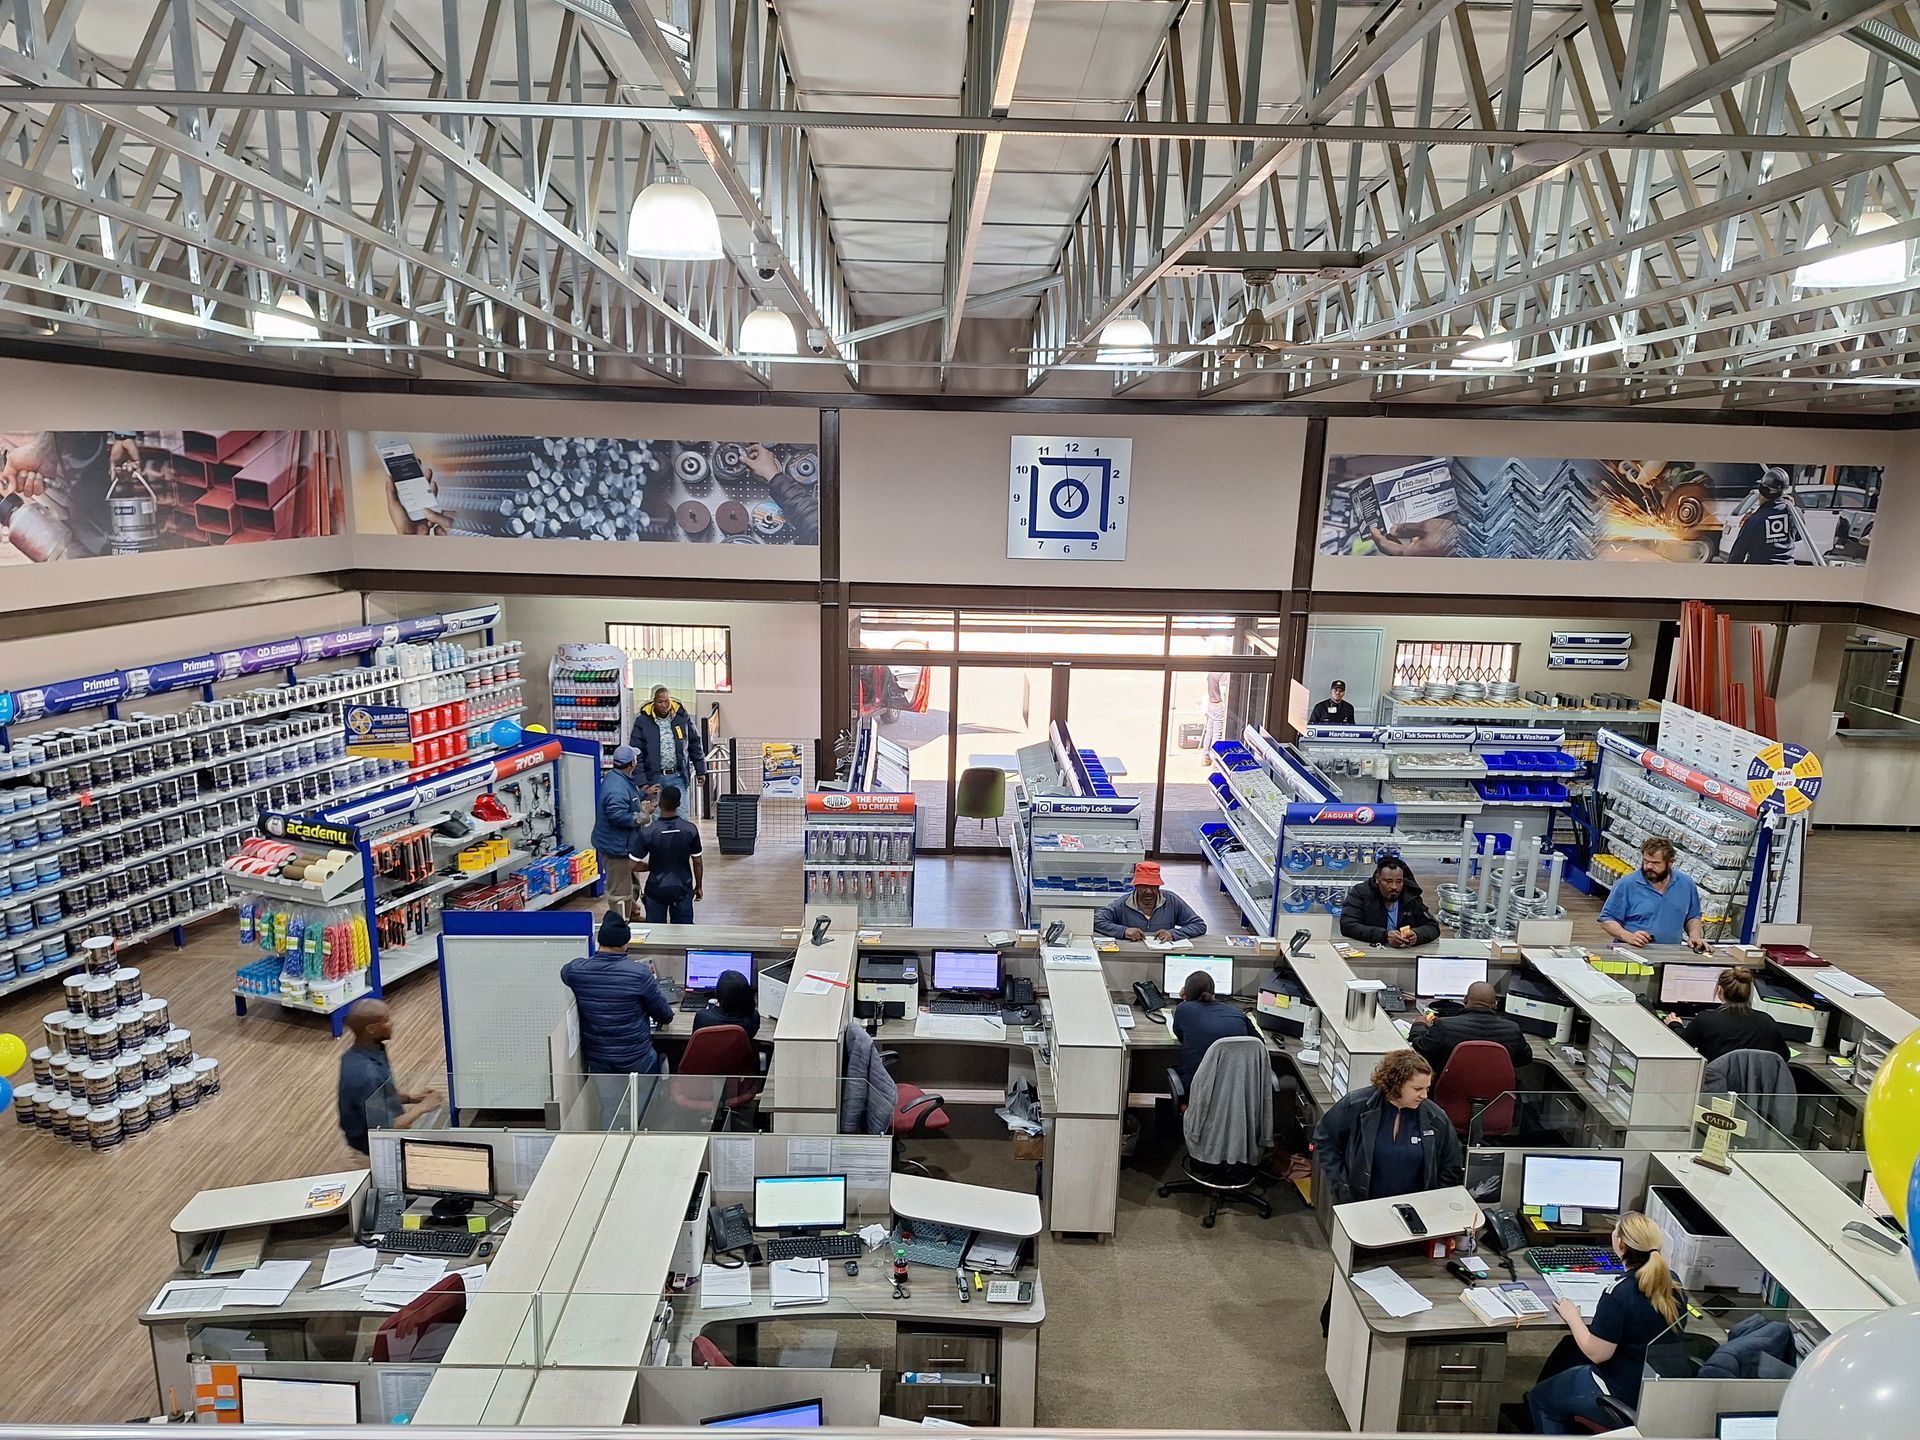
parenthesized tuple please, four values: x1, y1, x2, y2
(1339, 857, 1441, 948)
(1409, 981, 1531, 1072)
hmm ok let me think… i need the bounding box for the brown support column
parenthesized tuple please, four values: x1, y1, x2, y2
(1269, 417, 1327, 740)
(817, 409, 849, 782)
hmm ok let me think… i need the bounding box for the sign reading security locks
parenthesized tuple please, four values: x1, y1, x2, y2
(1008, 436, 1131, 561)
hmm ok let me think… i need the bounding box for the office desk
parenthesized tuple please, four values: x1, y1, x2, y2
(1116, 994, 1339, 1112)
(1331, 1187, 1480, 1274)
(666, 1262, 1046, 1426)
(1328, 1251, 1563, 1431)
(170, 1170, 368, 1263)
(768, 904, 858, 1133)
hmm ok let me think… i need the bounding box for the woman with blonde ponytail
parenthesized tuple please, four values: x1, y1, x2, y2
(1525, 1211, 1685, 1433)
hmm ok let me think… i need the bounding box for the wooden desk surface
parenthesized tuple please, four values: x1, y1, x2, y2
(170, 1170, 367, 1237)
(1337, 1186, 1479, 1250)
(1346, 1254, 1567, 1338)
(772, 904, 858, 1043)
(893, 1173, 1043, 1237)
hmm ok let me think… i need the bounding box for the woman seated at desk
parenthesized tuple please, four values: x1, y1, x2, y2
(692, 968, 762, 1041)
(1525, 1211, 1684, 1434)
(1666, 965, 1790, 1063)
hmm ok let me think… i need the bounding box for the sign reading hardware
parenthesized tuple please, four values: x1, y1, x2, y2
(344, 703, 416, 761)
(1007, 435, 1131, 561)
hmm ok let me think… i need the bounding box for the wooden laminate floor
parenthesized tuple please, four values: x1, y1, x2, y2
(1, 829, 1912, 1425)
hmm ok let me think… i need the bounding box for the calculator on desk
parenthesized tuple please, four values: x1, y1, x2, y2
(985, 1280, 1033, 1305)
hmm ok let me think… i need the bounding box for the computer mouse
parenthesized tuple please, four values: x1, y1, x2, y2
(844, 1260, 859, 1277)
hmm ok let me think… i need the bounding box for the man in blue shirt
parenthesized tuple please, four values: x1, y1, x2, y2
(335, 1000, 438, 1155)
(591, 744, 651, 907)
(632, 784, 704, 924)
(1599, 836, 1707, 950)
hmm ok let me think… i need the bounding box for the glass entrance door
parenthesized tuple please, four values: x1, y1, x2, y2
(952, 665, 1054, 850)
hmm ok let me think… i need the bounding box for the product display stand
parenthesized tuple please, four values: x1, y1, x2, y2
(0, 606, 501, 1004)
(1011, 722, 1141, 926)
(1202, 725, 1338, 935)
(804, 723, 916, 924)
(549, 643, 633, 767)
(230, 735, 602, 1034)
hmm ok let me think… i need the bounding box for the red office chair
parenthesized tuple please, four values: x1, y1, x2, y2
(675, 1023, 764, 1129)
(691, 1335, 735, 1368)
(371, 1275, 466, 1363)
(1432, 1040, 1518, 1141)
(891, 1081, 951, 1175)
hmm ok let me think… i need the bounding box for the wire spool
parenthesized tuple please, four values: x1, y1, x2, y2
(1455, 903, 1500, 939)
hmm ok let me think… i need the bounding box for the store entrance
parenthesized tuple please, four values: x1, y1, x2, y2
(850, 608, 1278, 856)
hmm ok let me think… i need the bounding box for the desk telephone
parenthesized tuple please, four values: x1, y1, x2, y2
(1132, 979, 1169, 1015)
(1005, 976, 1035, 1008)
(709, 1202, 757, 1259)
(1483, 1207, 1527, 1255)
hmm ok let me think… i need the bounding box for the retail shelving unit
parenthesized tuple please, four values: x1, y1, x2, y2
(232, 735, 602, 1034)
(549, 642, 632, 767)
(1201, 725, 1351, 935)
(1010, 722, 1142, 926)
(1530, 955, 1705, 1141)
(804, 720, 915, 925)
(0, 606, 503, 1005)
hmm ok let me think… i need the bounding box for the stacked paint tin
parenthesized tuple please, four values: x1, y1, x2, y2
(9, 935, 222, 1152)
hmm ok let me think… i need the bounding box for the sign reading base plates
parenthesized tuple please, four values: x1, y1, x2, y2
(1007, 435, 1130, 560)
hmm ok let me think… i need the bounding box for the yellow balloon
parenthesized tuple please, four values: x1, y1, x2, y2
(1863, 1027, 1920, 1228)
(0, 1032, 25, 1077)
(524, 724, 549, 734)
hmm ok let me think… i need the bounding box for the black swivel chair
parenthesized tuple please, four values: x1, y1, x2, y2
(1156, 1036, 1279, 1227)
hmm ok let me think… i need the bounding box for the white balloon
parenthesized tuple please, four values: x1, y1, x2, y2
(1778, 1305, 1920, 1440)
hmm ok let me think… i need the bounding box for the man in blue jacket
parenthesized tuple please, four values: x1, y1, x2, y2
(629, 686, 706, 799)
(591, 744, 651, 906)
(562, 911, 675, 1119)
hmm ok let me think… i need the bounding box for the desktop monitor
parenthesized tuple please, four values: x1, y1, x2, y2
(1520, 1154, 1625, 1213)
(932, 949, 1003, 994)
(1417, 954, 1490, 999)
(1660, 963, 1724, 1007)
(753, 1174, 847, 1232)
(1164, 955, 1234, 998)
(1715, 1415, 1777, 1440)
(703, 1400, 826, 1429)
(688, 948, 755, 990)
(400, 1138, 495, 1219)
(239, 1376, 360, 1425)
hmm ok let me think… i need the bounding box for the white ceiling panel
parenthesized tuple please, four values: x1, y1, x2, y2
(778, 0, 971, 97)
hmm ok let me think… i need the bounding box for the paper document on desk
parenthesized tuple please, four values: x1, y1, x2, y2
(914, 1013, 1007, 1041)
(363, 1258, 450, 1307)
(1352, 1266, 1432, 1318)
(1144, 937, 1193, 952)
(700, 1263, 753, 1310)
(226, 1260, 310, 1306)
(1040, 945, 1099, 969)
(770, 1258, 830, 1307)
(320, 1246, 379, 1288)
(1817, 970, 1884, 998)
(149, 1280, 231, 1316)
(1544, 1273, 1615, 1319)
(1112, 1004, 1136, 1030)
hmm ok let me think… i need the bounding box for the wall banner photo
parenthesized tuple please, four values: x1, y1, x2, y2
(0, 430, 343, 565)
(350, 432, 821, 546)
(1318, 453, 1883, 566)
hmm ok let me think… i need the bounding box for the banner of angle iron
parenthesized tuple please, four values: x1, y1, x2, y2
(351, 432, 821, 546)
(1319, 453, 1882, 567)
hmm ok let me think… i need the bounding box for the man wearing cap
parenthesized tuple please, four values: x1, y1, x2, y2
(1310, 680, 1357, 727)
(562, 912, 676, 1113)
(592, 744, 652, 906)
(1727, 468, 1797, 565)
(1093, 862, 1209, 942)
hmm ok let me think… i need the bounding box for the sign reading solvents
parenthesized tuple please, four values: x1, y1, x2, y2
(1007, 435, 1131, 561)
(344, 702, 415, 761)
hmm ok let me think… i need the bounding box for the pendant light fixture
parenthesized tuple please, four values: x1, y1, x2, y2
(739, 306, 799, 355)
(626, 176, 725, 261)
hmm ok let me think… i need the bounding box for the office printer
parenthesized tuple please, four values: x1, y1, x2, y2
(856, 953, 920, 1020)
(1504, 970, 1574, 1043)
(1754, 979, 1832, 1047)
(1256, 969, 1318, 1039)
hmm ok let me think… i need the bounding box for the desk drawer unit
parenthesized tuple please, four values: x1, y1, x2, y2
(891, 1383, 996, 1426)
(895, 1327, 999, 1426)
(897, 1328, 997, 1374)
(1399, 1339, 1505, 1432)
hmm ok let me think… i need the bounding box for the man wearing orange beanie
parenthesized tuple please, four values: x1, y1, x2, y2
(1092, 860, 1208, 942)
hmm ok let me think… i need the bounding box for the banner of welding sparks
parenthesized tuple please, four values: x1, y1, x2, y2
(0, 430, 341, 566)
(1318, 453, 1882, 566)
(350, 431, 821, 547)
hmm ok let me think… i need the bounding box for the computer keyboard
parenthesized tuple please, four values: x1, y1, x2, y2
(1527, 1245, 1625, 1276)
(889, 1218, 973, 1268)
(930, 997, 1000, 1016)
(764, 1233, 863, 1262)
(379, 1228, 482, 1258)
(680, 993, 713, 1013)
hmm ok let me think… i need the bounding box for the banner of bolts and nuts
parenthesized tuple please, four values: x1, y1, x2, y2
(352, 432, 821, 546)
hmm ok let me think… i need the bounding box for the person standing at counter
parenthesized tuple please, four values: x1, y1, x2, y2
(590, 744, 651, 907)
(336, 1000, 439, 1155)
(1525, 1212, 1685, 1433)
(1312, 1050, 1465, 1334)
(1093, 861, 1207, 942)
(1339, 857, 1440, 948)
(562, 910, 675, 1091)
(1666, 965, 1790, 1062)
(1599, 837, 1707, 950)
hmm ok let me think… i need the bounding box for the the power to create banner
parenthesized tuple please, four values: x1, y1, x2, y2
(1319, 453, 1883, 566)
(350, 431, 821, 546)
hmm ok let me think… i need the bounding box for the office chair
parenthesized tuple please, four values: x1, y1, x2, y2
(371, 1275, 466, 1363)
(1432, 1040, 1518, 1141)
(675, 1023, 764, 1129)
(1157, 1036, 1277, 1228)
(955, 767, 1008, 836)
(691, 1335, 735, 1368)
(891, 1077, 952, 1175)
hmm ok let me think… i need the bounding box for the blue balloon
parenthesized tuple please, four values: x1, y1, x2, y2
(1908, 1153, 1920, 1283)
(0, 1076, 11, 1112)
(489, 719, 524, 748)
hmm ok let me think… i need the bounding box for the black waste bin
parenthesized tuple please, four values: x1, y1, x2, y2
(715, 793, 761, 854)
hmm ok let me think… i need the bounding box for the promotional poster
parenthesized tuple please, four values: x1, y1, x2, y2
(350, 432, 821, 546)
(0, 429, 342, 565)
(1319, 453, 1882, 565)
